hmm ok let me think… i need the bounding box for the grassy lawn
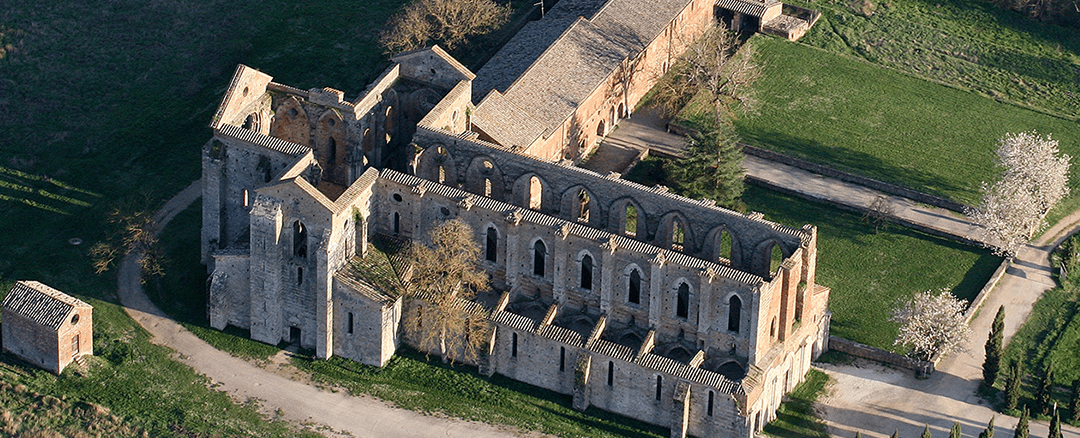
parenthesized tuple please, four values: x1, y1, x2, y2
(726, 36, 1080, 206)
(791, 0, 1080, 119)
(763, 368, 831, 438)
(740, 184, 1002, 350)
(995, 234, 1080, 423)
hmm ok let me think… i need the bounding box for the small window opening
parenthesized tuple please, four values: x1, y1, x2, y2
(297, 267, 304, 286)
(560, 346, 566, 372)
(708, 391, 714, 416)
(438, 165, 446, 183)
(293, 221, 308, 258)
(327, 137, 337, 165)
(72, 334, 80, 356)
(607, 361, 614, 386)
(347, 312, 354, 334)
(392, 193, 403, 202)
(580, 255, 593, 290)
(672, 220, 685, 252)
(728, 295, 742, 333)
(393, 212, 400, 235)
(512, 333, 518, 357)
(243, 189, 250, 207)
(625, 205, 637, 237)
(655, 375, 663, 401)
(484, 178, 492, 197)
(486, 227, 498, 262)
(533, 240, 546, 277)
(577, 190, 590, 222)
(676, 283, 689, 319)
(770, 317, 777, 338)
(628, 269, 641, 304)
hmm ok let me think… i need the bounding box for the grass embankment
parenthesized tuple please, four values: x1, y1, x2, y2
(679, 36, 1080, 206)
(763, 368, 831, 438)
(627, 160, 1000, 350)
(995, 234, 1080, 423)
(0, 0, 528, 433)
(0, 380, 148, 438)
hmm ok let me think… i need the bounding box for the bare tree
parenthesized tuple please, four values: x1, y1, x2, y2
(967, 131, 1070, 256)
(380, 0, 512, 53)
(862, 195, 895, 233)
(890, 289, 971, 361)
(402, 219, 490, 363)
(90, 208, 164, 281)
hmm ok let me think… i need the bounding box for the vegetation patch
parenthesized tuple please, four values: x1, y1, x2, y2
(730, 36, 1080, 206)
(763, 368, 830, 438)
(0, 379, 148, 438)
(292, 347, 668, 438)
(995, 233, 1080, 423)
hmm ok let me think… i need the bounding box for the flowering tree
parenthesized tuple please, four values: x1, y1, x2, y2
(890, 290, 971, 361)
(968, 131, 1070, 256)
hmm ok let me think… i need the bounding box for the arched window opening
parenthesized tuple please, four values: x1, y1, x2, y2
(770, 243, 784, 274)
(609, 107, 616, 125)
(243, 189, 250, 208)
(384, 106, 395, 142)
(655, 375, 663, 401)
(719, 229, 733, 261)
(580, 255, 593, 290)
(533, 240, 547, 277)
(625, 205, 637, 237)
(484, 178, 492, 197)
(577, 190, 590, 222)
(672, 220, 685, 252)
(628, 269, 641, 304)
(486, 227, 498, 262)
(676, 283, 689, 318)
(363, 129, 374, 152)
(327, 137, 337, 165)
(728, 295, 742, 333)
(242, 113, 258, 131)
(293, 221, 307, 258)
(297, 267, 303, 286)
(770, 317, 777, 338)
(528, 176, 543, 210)
(392, 212, 400, 235)
(597, 119, 606, 137)
(618, 102, 627, 118)
(438, 165, 446, 184)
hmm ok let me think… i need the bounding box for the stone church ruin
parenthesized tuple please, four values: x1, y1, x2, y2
(200, 0, 828, 436)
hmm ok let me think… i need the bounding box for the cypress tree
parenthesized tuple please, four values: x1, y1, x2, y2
(983, 306, 1005, 386)
(1038, 361, 1055, 415)
(977, 416, 994, 438)
(670, 121, 745, 208)
(854, 432, 862, 438)
(1050, 407, 1062, 438)
(921, 424, 932, 438)
(1014, 406, 1029, 438)
(1071, 378, 1080, 423)
(1006, 360, 1022, 411)
(950, 422, 961, 438)
(892, 430, 900, 438)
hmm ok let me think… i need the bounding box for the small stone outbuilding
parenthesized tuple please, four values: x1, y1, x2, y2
(1, 281, 93, 374)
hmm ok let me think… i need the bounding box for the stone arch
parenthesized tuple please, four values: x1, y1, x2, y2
(484, 224, 500, 263)
(242, 112, 260, 131)
(464, 156, 506, 200)
(725, 292, 743, 333)
(315, 110, 349, 184)
(618, 102, 627, 118)
(512, 173, 550, 212)
(271, 96, 311, 146)
(656, 211, 694, 253)
(753, 239, 790, 278)
(531, 238, 548, 277)
(559, 185, 599, 225)
(609, 106, 616, 127)
(609, 197, 647, 239)
(656, 343, 694, 363)
(597, 119, 606, 137)
(674, 280, 692, 319)
(292, 220, 308, 258)
(416, 144, 459, 186)
(576, 249, 597, 291)
(623, 263, 646, 305)
(705, 225, 741, 265)
(384, 105, 396, 143)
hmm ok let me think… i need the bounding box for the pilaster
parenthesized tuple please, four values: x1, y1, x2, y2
(697, 267, 716, 346)
(600, 237, 617, 313)
(316, 229, 334, 359)
(649, 252, 666, 328)
(553, 224, 570, 304)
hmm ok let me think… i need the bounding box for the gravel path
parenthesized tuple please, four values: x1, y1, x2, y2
(118, 179, 536, 438)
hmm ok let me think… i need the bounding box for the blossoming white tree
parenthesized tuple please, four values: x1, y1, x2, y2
(968, 131, 1070, 256)
(891, 290, 971, 361)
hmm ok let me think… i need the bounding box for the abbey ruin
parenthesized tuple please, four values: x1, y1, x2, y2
(200, 0, 828, 436)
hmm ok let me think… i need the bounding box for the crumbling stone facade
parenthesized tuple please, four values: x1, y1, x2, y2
(1, 281, 93, 375)
(201, 1, 830, 436)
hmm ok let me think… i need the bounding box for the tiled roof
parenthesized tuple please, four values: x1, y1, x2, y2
(471, 91, 546, 149)
(2, 281, 89, 330)
(715, 0, 781, 17)
(472, 0, 694, 145)
(217, 124, 311, 157)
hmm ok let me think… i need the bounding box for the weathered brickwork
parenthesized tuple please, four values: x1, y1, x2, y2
(201, 2, 830, 436)
(1, 281, 93, 375)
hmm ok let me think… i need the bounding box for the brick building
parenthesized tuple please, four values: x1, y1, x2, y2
(1, 281, 93, 374)
(200, 0, 829, 436)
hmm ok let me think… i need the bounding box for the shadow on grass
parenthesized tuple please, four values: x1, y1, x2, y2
(738, 129, 970, 202)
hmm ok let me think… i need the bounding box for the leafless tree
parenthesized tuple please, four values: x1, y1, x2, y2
(380, 0, 512, 53)
(863, 195, 895, 233)
(90, 208, 163, 281)
(402, 219, 491, 363)
(967, 131, 1070, 256)
(891, 290, 971, 362)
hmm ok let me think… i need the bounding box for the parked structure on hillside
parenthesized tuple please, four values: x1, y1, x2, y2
(1, 281, 93, 374)
(200, 0, 827, 436)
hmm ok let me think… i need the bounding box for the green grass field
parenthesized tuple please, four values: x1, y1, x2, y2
(741, 184, 1002, 350)
(729, 36, 1080, 206)
(792, 0, 1080, 119)
(763, 368, 831, 438)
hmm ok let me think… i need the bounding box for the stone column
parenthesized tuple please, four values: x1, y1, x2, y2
(504, 209, 524, 291)
(600, 237, 617, 313)
(649, 253, 666, 328)
(553, 224, 570, 304)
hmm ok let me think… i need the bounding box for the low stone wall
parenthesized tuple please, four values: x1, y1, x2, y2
(828, 335, 934, 376)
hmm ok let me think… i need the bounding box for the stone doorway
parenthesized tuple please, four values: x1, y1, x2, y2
(289, 326, 301, 345)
